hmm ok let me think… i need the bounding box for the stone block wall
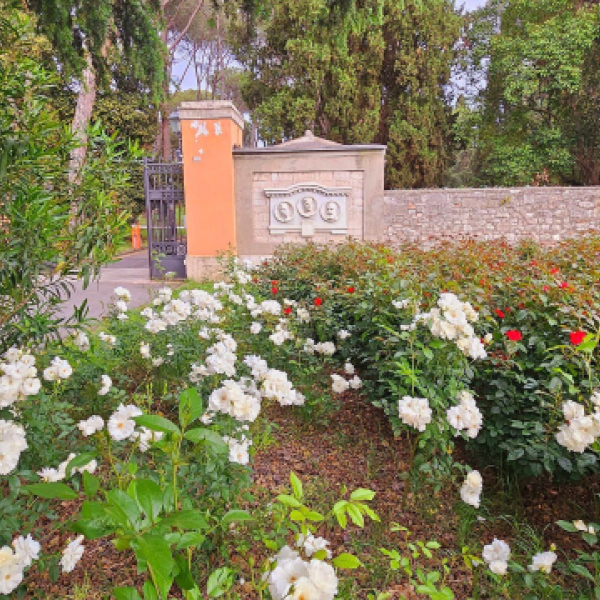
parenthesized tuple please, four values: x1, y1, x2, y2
(251, 170, 364, 245)
(384, 187, 600, 246)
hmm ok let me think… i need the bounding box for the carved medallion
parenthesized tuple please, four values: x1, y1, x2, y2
(273, 201, 295, 223)
(297, 195, 318, 218)
(320, 200, 341, 223)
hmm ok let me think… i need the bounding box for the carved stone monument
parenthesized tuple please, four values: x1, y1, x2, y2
(233, 130, 386, 262)
(266, 183, 350, 236)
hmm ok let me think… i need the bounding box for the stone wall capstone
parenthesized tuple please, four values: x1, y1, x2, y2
(384, 187, 600, 246)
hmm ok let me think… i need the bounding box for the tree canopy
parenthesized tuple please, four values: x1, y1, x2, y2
(234, 0, 461, 188)
(456, 0, 600, 186)
(26, 0, 165, 100)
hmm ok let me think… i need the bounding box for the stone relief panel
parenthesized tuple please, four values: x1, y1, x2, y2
(265, 183, 350, 236)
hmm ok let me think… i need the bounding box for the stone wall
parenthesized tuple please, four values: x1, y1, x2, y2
(384, 187, 600, 246)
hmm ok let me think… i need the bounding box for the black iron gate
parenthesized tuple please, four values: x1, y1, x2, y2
(144, 160, 187, 279)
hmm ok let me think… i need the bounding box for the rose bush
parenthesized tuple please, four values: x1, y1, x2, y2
(253, 238, 600, 480)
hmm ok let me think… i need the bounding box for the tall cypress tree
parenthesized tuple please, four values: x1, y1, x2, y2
(234, 0, 460, 188)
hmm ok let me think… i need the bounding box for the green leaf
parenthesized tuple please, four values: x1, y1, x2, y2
(133, 415, 181, 436)
(65, 453, 97, 478)
(303, 510, 325, 522)
(221, 510, 255, 527)
(143, 581, 159, 600)
(350, 488, 376, 502)
(571, 563, 595, 582)
(82, 472, 100, 498)
(176, 532, 206, 550)
(24, 482, 77, 500)
(290, 472, 303, 500)
(160, 510, 208, 530)
(132, 534, 175, 599)
(207, 567, 234, 597)
(289, 510, 306, 522)
(134, 479, 163, 523)
(174, 554, 196, 590)
(347, 503, 365, 527)
(114, 587, 143, 600)
(276, 494, 302, 507)
(179, 388, 203, 427)
(557, 520, 578, 532)
(333, 553, 363, 569)
(184, 428, 228, 454)
(106, 489, 141, 529)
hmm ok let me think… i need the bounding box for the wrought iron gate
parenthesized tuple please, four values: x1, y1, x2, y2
(144, 160, 187, 279)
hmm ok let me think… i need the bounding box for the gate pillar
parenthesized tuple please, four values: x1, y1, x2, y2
(178, 101, 244, 280)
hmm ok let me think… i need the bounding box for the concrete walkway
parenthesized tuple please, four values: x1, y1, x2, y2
(60, 250, 163, 321)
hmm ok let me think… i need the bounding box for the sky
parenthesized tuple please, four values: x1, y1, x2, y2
(173, 0, 489, 91)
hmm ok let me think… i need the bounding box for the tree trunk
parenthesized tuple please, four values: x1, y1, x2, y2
(69, 53, 97, 182)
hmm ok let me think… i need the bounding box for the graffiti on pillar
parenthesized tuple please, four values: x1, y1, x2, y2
(191, 120, 209, 139)
(265, 183, 350, 236)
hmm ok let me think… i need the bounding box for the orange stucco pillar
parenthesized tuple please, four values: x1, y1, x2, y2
(178, 101, 244, 280)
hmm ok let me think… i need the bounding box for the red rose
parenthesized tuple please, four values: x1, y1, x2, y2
(506, 330, 523, 341)
(543, 285, 549, 292)
(284, 307, 292, 315)
(495, 309, 505, 319)
(560, 282, 568, 289)
(550, 268, 559, 275)
(314, 297, 323, 306)
(570, 331, 586, 345)
(347, 286, 355, 294)
(271, 287, 278, 295)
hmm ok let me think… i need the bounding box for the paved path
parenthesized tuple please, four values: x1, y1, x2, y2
(60, 251, 163, 321)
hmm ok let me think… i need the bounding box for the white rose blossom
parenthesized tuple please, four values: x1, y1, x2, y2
(397, 396, 432, 432)
(529, 551, 558, 574)
(59, 536, 85, 573)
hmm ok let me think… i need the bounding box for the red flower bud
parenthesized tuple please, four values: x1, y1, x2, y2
(570, 331, 586, 345)
(347, 286, 355, 294)
(314, 297, 323, 306)
(271, 287, 278, 295)
(284, 307, 292, 315)
(495, 309, 505, 319)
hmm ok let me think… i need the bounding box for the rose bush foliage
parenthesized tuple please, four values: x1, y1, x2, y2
(254, 238, 600, 479)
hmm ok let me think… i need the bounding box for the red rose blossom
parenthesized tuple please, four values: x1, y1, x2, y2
(271, 287, 278, 295)
(570, 331, 586, 345)
(284, 307, 292, 315)
(314, 297, 323, 306)
(560, 282, 568, 289)
(550, 268, 559, 275)
(347, 286, 355, 293)
(506, 330, 523, 341)
(495, 309, 505, 319)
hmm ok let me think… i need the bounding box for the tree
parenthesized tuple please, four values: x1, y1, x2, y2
(0, 6, 139, 350)
(457, 0, 600, 186)
(232, 0, 461, 188)
(25, 0, 165, 174)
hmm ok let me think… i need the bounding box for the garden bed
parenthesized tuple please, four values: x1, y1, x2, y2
(2, 239, 600, 599)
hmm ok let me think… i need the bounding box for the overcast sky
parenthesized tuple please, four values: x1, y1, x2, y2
(173, 0, 489, 91)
